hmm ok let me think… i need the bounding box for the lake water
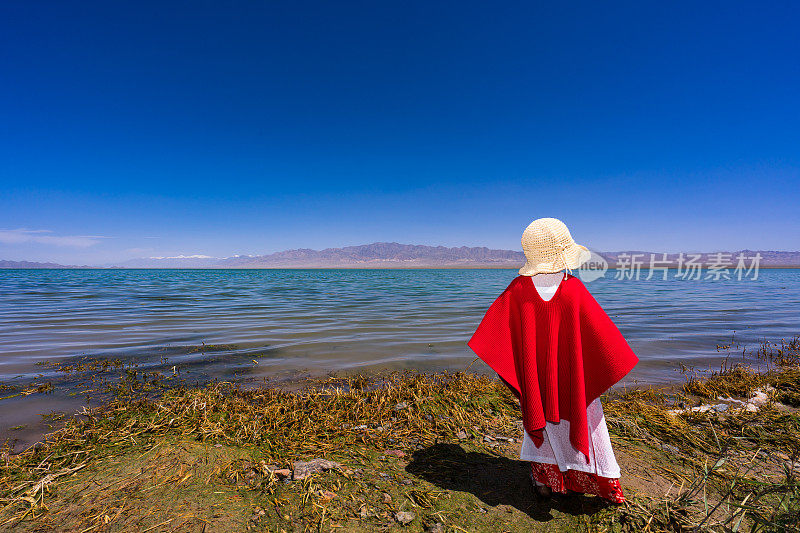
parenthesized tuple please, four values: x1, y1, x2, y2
(1, 268, 799, 452)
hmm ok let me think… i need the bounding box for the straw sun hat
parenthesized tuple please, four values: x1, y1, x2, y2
(519, 218, 591, 276)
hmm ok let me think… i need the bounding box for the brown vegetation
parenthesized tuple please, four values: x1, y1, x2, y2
(1, 338, 799, 532)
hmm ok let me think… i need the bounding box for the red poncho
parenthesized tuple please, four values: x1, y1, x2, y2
(467, 274, 638, 463)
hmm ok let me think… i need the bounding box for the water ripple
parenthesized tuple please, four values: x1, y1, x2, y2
(0, 268, 798, 387)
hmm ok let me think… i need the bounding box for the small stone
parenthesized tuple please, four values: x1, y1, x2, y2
(352, 424, 368, 430)
(394, 511, 415, 525)
(383, 492, 392, 504)
(401, 479, 413, 485)
(483, 435, 495, 442)
(214, 444, 223, 448)
(359, 505, 369, 519)
(456, 430, 468, 440)
(318, 490, 336, 501)
(749, 389, 770, 406)
(425, 522, 444, 533)
(292, 458, 342, 481)
(662, 444, 680, 455)
(394, 402, 408, 411)
(260, 462, 292, 479)
(385, 449, 406, 458)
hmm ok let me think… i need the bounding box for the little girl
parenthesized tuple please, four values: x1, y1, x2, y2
(468, 218, 638, 504)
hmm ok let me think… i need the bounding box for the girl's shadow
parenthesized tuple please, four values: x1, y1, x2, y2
(405, 443, 611, 521)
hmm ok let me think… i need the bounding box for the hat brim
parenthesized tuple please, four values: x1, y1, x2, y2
(518, 243, 590, 276)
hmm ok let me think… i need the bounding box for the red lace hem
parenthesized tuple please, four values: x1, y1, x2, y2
(530, 462, 626, 504)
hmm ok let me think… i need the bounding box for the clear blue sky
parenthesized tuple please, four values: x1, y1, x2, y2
(1, 1, 799, 264)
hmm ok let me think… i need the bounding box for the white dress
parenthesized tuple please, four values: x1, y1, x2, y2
(519, 397, 621, 482)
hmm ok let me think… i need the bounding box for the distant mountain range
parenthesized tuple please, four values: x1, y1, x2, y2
(599, 250, 800, 268)
(2, 244, 800, 269)
(114, 243, 527, 268)
(0, 259, 89, 269)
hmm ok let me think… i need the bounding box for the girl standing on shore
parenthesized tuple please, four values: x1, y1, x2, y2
(468, 218, 638, 504)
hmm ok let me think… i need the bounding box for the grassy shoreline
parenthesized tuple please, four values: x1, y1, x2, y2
(1, 340, 799, 532)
